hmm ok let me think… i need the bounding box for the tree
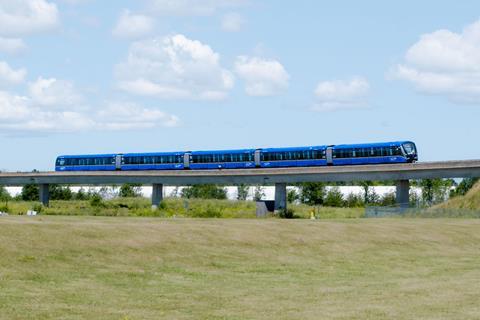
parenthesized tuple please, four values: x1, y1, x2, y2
(287, 189, 299, 203)
(50, 185, 73, 200)
(75, 188, 89, 200)
(253, 185, 265, 201)
(324, 187, 344, 207)
(181, 184, 227, 200)
(419, 179, 454, 206)
(21, 184, 39, 201)
(379, 192, 396, 207)
(119, 184, 143, 198)
(299, 182, 326, 205)
(236, 184, 249, 201)
(345, 193, 363, 207)
(359, 181, 373, 205)
(451, 178, 479, 197)
(0, 186, 11, 202)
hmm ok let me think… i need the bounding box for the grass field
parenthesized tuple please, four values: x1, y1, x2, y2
(1, 198, 365, 219)
(1, 217, 480, 319)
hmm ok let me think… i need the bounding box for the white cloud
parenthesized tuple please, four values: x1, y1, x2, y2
(58, 0, 91, 4)
(234, 56, 289, 96)
(392, 19, 480, 104)
(0, 0, 59, 37)
(29, 77, 83, 108)
(221, 12, 245, 32)
(97, 102, 180, 130)
(115, 34, 234, 100)
(0, 89, 180, 134)
(0, 37, 27, 55)
(313, 77, 370, 111)
(147, 0, 246, 16)
(112, 10, 155, 39)
(0, 61, 27, 86)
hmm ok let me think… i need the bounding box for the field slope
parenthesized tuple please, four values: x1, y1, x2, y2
(436, 181, 480, 210)
(1, 217, 480, 319)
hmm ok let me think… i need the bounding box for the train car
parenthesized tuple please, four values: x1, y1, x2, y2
(328, 141, 417, 166)
(259, 146, 327, 168)
(121, 152, 185, 170)
(55, 154, 118, 171)
(189, 149, 256, 170)
(55, 141, 418, 171)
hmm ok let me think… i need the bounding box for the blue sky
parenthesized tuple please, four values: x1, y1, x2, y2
(1, 0, 480, 171)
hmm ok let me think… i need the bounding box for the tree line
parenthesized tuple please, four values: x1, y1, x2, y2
(0, 178, 478, 208)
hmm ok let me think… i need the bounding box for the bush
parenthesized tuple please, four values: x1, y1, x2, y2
(182, 185, 227, 200)
(278, 208, 296, 219)
(50, 185, 73, 200)
(90, 194, 104, 208)
(287, 189, 299, 203)
(379, 192, 396, 207)
(21, 184, 39, 201)
(0, 186, 11, 202)
(32, 203, 43, 214)
(189, 204, 223, 218)
(119, 184, 143, 198)
(324, 187, 344, 207)
(300, 183, 326, 205)
(345, 193, 364, 208)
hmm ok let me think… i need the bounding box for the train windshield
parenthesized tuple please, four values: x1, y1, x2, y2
(402, 143, 416, 154)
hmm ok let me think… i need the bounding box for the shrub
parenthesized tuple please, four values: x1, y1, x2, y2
(90, 194, 104, 208)
(119, 184, 143, 198)
(324, 187, 344, 207)
(287, 189, 299, 203)
(182, 185, 227, 200)
(300, 182, 326, 205)
(189, 204, 223, 218)
(345, 193, 364, 208)
(21, 184, 39, 201)
(278, 208, 296, 219)
(32, 203, 43, 214)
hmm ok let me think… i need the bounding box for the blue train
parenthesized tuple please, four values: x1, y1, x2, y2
(55, 141, 418, 171)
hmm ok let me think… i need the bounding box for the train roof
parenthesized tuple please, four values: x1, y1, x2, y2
(56, 141, 416, 159)
(261, 145, 327, 152)
(191, 148, 256, 155)
(57, 154, 116, 159)
(123, 152, 184, 157)
(333, 141, 414, 149)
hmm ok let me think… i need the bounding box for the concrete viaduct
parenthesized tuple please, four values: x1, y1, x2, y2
(1, 160, 480, 210)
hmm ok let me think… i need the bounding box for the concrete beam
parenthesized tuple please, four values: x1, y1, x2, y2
(1, 160, 480, 186)
(274, 183, 287, 213)
(39, 184, 50, 207)
(152, 183, 163, 208)
(396, 180, 410, 208)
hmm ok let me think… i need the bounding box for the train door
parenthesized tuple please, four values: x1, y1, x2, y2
(115, 155, 122, 170)
(183, 152, 191, 169)
(254, 149, 261, 167)
(326, 147, 333, 166)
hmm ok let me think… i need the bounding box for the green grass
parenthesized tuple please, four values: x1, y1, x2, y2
(1, 217, 480, 319)
(0, 198, 365, 219)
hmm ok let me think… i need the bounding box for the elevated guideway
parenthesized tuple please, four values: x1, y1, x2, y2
(1, 160, 480, 210)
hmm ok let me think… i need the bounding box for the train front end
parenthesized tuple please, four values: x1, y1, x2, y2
(402, 142, 418, 163)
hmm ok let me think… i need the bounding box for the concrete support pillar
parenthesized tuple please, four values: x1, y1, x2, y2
(152, 184, 163, 208)
(274, 183, 287, 213)
(39, 184, 50, 207)
(396, 180, 410, 208)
